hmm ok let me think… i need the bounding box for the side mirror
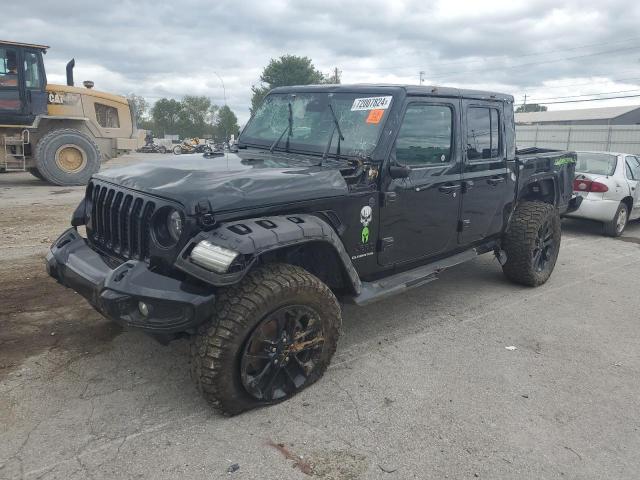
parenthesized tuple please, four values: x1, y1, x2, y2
(389, 164, 410, 179)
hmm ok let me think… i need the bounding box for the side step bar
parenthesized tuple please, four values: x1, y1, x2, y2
(350, 248, 480, 306)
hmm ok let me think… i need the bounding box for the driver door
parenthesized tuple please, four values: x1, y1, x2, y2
(379, 99, 462, 266)
(0, 46, 23, 123)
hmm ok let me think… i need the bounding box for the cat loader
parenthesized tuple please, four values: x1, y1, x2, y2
(0, 40, 138, 185)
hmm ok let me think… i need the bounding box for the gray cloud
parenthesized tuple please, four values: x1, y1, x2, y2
(2, 0, 640, 123)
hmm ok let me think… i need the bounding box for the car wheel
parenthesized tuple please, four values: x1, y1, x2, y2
(190, 263, 341, 415)
(604, 202, 628, 237)
(501, 201, 561, 287)
(34, 128, 101, 186)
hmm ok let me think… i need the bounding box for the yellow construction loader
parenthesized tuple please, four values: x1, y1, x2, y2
(0, 40, 139, 185)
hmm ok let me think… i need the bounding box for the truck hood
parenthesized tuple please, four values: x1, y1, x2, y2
(94, 150, 349, 215)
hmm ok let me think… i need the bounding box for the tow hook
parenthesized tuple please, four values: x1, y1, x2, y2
(494, 248, 507, 265)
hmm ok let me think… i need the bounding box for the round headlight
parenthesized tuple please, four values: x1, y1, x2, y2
(167, 209, 183, 242)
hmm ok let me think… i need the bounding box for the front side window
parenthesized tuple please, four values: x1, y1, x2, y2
(395, 104, 453, 166)
(0, 47, 20, 111)
(241, 92, 391, 157)
(466, 107, 500, 160)
(576, 152, 617, 176)
(24, 52, 42, 89)
(95, 103, 120, 128)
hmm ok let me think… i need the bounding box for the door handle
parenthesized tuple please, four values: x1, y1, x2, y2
(438, 184, 461, 194)
(487, 176, 505, 186)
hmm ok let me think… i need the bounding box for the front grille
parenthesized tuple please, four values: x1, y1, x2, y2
(87, 181, 156, 261)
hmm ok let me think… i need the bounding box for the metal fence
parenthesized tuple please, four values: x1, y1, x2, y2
(516, 125, 640, 155)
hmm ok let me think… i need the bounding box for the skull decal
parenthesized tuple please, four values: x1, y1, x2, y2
(360, 206, 372, 227)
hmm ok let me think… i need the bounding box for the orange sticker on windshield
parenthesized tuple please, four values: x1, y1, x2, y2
(366, 109, 384, 124)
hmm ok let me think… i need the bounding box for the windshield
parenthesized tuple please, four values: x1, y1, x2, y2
(576, 152, 617, 176)
(240, 92, 393, 157)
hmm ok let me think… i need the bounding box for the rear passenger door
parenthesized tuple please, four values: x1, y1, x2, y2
(459, 101, 509, 245)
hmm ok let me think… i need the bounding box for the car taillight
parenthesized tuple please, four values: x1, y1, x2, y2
(573, 179, 609, 192)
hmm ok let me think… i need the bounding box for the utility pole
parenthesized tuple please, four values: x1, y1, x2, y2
(419, 71, 425, 85)
(330, 67, 341, 84)
(523, 93, 527, 110)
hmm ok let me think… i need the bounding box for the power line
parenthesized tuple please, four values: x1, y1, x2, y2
(520, 88, 640, 103)
(425, 44, 640, 79)
(370, 35, 640, 72)
(516, 93, 640, 106)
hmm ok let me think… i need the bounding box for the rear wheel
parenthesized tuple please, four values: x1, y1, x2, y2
(190, 263, 341, 415)
(604, 202, 628, 237)
(34, 128, 100, 186)
(159, 146, 167, 154)
(502, 201, 561, 287)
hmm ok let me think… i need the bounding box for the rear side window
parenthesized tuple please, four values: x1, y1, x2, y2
(395, 104, 453, 166)
(24, 52, 43, 89)
(95, 103, 120, 128)
(466, 107, 500, 160)
(576, 153, 617, 176)
(625, 156, 640, 180)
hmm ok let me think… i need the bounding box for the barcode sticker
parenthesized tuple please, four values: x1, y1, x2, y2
(351, 96, 393, 111)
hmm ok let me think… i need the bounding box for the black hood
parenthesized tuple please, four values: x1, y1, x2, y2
(94, 150, 349, 215)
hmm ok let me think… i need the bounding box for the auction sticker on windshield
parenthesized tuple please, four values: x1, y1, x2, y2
(351, 96, 393, 111)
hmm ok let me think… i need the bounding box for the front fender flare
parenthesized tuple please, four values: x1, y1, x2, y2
(174, 214, 362, 294)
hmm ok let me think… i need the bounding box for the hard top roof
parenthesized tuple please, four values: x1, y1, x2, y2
(269, 84, 513, 102)
(0, 40, 49, 50)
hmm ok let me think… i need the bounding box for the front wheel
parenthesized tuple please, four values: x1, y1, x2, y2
(502, 201, 561, 287)
(190, 263, 341, 415)
(604, 202, 628, 237)
(34, 128, 101, 185)
(173, 145, 183, 155)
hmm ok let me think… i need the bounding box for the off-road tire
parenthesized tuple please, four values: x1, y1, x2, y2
(27, 168, 44, 180)
(502, 201, 561, 287)
(35, 128, 100, 186)
(604, 202, 628, 237)
(190, 263, 341, 415)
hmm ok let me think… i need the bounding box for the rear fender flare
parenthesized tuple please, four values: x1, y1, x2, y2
(174, 214, 362, 294)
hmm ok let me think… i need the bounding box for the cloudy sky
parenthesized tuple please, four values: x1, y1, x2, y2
(3, 0, 640, 123)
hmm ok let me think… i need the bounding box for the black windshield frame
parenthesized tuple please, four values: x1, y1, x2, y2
(239, 91, 395, 159)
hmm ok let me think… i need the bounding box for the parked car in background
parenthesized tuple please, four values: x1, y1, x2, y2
(565, 151, 640, 236)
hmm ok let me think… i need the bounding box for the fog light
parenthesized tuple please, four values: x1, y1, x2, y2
(190, 240, 239, 273)
(138, 301, 149, 317)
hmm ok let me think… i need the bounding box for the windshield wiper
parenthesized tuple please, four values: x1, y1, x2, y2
(320, 103, 345, 166)
(269, 102, 293, 153)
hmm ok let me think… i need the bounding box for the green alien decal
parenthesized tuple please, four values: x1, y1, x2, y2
(361, 226, 370, 243)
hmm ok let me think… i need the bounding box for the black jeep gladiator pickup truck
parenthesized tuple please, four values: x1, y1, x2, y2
(47, 85, 577, 414)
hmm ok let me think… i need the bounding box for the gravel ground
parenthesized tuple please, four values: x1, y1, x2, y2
(1, 153, 639, 479)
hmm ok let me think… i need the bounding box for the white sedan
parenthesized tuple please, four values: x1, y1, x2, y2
(565, 151, 640, 236)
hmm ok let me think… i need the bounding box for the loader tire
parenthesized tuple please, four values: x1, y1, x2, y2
(190, 263, 341, 415)
(27, 168, 44, 180)
(35, 128, 100, 186)
(502, 201, 561, 287)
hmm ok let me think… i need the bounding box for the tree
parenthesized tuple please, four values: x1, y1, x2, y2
(177, 95, 214, 138)
(213, 105, 240, 142)
(151, 98, 182, 137)
(250, 55, 327, 114)
(516, 103, 548, 113)
(126, 93, 148, 124)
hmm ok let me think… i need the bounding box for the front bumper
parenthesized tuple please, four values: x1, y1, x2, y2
(46, 228, 215, 333)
